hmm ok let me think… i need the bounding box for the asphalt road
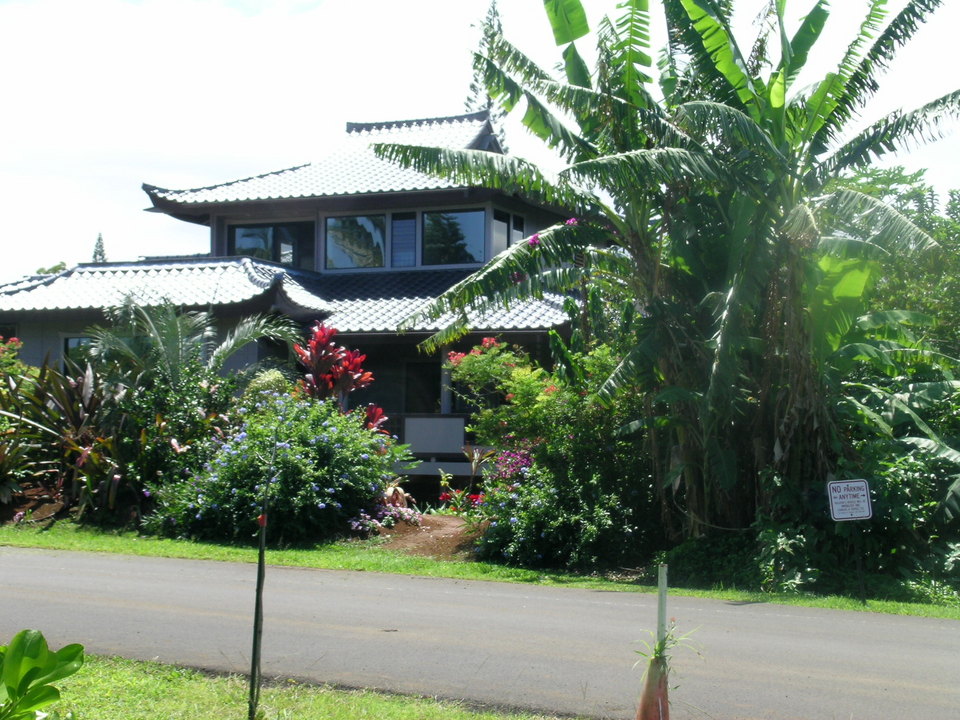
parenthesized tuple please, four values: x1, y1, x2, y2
(2, 546, 958, 719)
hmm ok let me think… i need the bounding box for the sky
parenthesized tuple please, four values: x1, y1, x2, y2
(1, 0, 958, 284)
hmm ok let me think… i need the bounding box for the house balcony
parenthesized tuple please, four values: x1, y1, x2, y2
(385, 413, 476, 478)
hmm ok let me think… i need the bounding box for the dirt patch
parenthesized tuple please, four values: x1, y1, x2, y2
(376, 514, 481, 560)
(0, 482, 64, 524)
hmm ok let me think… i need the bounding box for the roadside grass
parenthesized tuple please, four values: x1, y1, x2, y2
(52, 655, 573, 720)
(3, 520, 958, 620)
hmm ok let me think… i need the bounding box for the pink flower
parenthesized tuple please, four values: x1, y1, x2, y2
(528, 233, 540, 247)
(565, 218, 578, 226)
(481, 337, 500, 349)
(447, 351, 466, 366)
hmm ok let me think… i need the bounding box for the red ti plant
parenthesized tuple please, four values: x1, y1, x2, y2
(294, 323, 373, 410)
(363, 403, 389, 434)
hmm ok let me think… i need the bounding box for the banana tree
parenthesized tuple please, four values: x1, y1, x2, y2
(376, 0, 957, 535)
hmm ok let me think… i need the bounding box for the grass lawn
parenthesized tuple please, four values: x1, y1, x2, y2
(2, 520, 958, 619)
(51, 655, 575, 720)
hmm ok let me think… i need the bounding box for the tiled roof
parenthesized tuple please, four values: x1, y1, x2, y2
(292, 269, 568, 334)
(0, 258, 567, 334)
(144, 112, 499, 207)
(0, 257, 328, 314)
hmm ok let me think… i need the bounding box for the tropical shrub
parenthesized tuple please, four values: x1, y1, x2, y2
(293, 322, 373, 408)
(0, 335, 26, 379)
(449, 338, 662, 569)
(112, 360, 237, 501)
(143, 391, 411, 544)
(0, 629, 83, 720)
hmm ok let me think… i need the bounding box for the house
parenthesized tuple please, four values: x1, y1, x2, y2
(0, 111, 569, 479)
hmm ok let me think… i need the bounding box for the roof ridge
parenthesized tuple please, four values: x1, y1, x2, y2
(345, 110, 489, 135)
(0, 268, 70, 296)
(143, 162, 312, 198)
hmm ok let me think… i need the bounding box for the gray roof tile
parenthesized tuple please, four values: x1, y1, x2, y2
(0, 257, 326, 313)
(0, 258, 567, 334)
(144, 112, 499, 206)
(293, 269, 568, 333)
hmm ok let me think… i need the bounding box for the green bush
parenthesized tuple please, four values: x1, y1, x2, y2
(143, 392, 411, 544)
(663, 532, 762, 590)
(450, 340, 663, 570)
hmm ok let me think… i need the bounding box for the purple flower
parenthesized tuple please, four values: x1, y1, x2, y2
(565, 217, 578, 226)
(528, 233, 540, 247)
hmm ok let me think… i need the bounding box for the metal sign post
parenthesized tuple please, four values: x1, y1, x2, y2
(827, 479, 872, 604)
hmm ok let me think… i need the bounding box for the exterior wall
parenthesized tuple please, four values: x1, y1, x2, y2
(0, 311, 103, 368)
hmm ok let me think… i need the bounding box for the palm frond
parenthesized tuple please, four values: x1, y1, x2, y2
(811, 0, 943, 156)
(564, 146, 726, 194)
(401, 222, 605, 351)
(676, 0, 760, 116)
(372, 144, 596, 214)
(777, 0, 829, 94)
(816, 88, 960, 180)
(816, 188, 937, 255)
(544, 0, 591, 45)
(610, 0, 654, 107)
(208, 314, 299, 373)
(673, 101, 787, 171)
(661, 0, 742, 108)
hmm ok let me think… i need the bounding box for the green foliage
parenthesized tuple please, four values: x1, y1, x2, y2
(0, 337, 26, 379)
(91, 233, 106, 264)
(240, 369, 293, 403)
(836, 167, 960, 357)
(34, 262, 66, 275)
(0, 629, 83, 720)
(143, 392, 412, 545)
(114, 362, 237, 496)
(0, 305, 299, 522)
(662, 533, 762, 590)
(449, 339, 662, 570)
(379, 0, 958, 549)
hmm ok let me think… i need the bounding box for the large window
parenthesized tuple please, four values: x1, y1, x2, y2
(422, 210, 485, 265)
(319, 208, 491, 270)
(326, 215, 386, 269)
(228, 222, 314, 270)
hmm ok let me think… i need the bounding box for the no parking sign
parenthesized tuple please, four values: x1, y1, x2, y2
(827, 479, 872, 521)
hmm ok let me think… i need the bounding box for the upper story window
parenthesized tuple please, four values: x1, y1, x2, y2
(422, 210, 485, 265)
(493, 210, 526, 254)
(228, 221, 315, 270)
(325, 215, 386, 269)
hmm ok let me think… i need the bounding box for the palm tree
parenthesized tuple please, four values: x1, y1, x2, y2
(375, 0, 958, 536)
(84, 300, 299, 392)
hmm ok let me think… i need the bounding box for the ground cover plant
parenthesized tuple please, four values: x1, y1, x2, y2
(50, 655, 574, 720)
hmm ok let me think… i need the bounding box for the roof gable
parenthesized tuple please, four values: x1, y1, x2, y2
(143, 111, 502, 209)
